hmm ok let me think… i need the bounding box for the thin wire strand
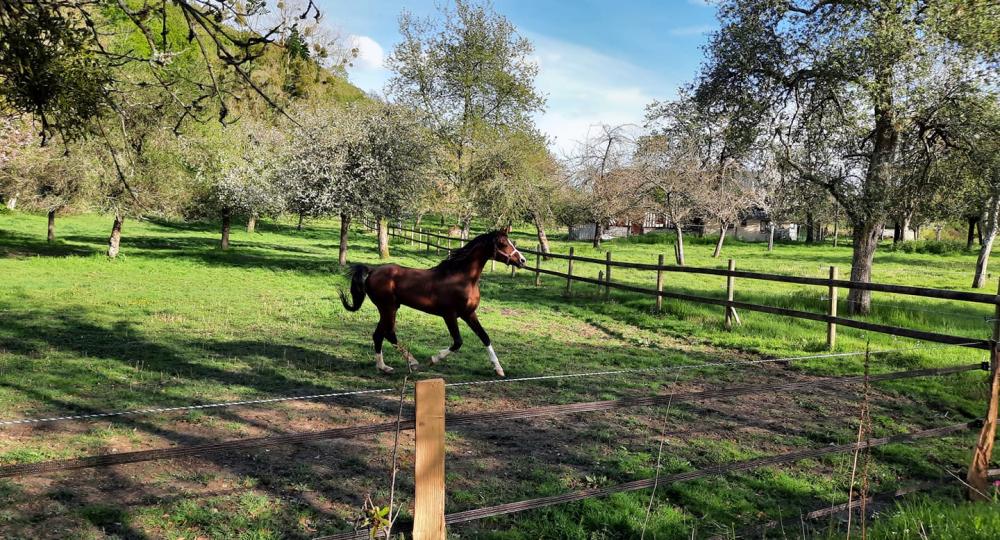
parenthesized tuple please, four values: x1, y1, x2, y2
(0, 387, 394, 427)
(443, 341, 983, 390)
(0, 341, 980, 427)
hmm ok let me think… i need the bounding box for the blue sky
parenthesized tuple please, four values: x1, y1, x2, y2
(318, 0, 718, 153)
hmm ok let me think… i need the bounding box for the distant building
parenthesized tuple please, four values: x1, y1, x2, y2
(736, 210, 799, 242)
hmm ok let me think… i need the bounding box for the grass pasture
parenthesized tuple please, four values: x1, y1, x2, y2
(1, 211, 998, 539)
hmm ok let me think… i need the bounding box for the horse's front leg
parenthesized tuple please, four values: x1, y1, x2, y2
(430, 316, 462, 365)
(462, 313, 504, 377)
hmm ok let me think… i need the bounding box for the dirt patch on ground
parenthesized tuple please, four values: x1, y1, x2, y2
(0, 322, 974, 538)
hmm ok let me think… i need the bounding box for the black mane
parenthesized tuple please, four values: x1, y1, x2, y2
(432, 231, 499, 273)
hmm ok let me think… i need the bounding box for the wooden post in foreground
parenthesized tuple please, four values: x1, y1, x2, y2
(413, 379, 446, 539)
(423, 229, 429, 253)
(534, 244, 541, 286)
(724, 259, 737, 329)
(967, 344, 1000, 501)
(827, 266, 838, 350)
(655, 254, 664, 313)
(604, 251, 612, 300)
(566, 246, 575, 294)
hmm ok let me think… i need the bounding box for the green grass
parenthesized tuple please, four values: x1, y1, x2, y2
(0, 211, 997, 538)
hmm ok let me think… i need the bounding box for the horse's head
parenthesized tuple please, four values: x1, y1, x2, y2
(493, 229, 526, 268)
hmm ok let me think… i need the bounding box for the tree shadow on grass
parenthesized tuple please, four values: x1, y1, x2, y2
(0, 230, 98, 259)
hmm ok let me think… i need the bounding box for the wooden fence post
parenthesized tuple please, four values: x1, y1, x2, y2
(655, 254, 664, 313)
(413, 378, 446, 539)
(725, 259, 740, 329)
(423, 229, 429, 253)
(566, 246, 575, 294)
(597, 271, 604, 292)
(534, 244, 541, 286)
(491, 259, 495, 272)
(967, 343, 1000, 501)
(827, 266, 838, 350)
(605, 251, 612, 300)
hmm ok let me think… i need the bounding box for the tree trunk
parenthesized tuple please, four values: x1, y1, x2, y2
(220, 209, 231, 250)
(107, 213, 123, 258)
(415, 213, 424, 229)
(460, 214, 472, 240)
(973, 195, 1000, 288)
(805, 213, 815, 243)
(47, 209, 56, 242)
(847, 221, 883, 315)
(377, 216, 390, 259)
(297, 212, 304, 231)
(977, 219, 984, 246)
(674, 222, 685, 266)
(247, 214, 257, 234)
(531, 212, 551, 258)
(712, 222, 727, 258)
(893, 221, 902, 244)
(5, 193, 17, 210)
(339, 213, 351, 266)
(592, 221, 602, 248)
(833, 219, 840, 247)
(935, 226, 942, 241)
(968, 217, 978, 250)
(767, 222, 775, 252)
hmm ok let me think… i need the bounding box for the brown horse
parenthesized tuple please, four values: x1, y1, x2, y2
(339, 230, 526, 376)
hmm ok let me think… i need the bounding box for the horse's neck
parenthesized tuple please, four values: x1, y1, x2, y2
(456, 246, 491, 283)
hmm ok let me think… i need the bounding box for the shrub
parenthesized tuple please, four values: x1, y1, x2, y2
(886, 240, 967, 255)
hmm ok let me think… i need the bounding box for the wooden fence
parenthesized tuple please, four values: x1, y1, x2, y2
(365, 220, 998, 352)
(353, 219, 1000, 534)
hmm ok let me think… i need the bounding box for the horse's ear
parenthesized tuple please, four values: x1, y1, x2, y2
(501, 225, 511, 234)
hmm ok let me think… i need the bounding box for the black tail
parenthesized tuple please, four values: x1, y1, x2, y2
(339, 264, 370, 312)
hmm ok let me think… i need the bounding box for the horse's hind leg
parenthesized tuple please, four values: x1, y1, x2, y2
(462, 313, 504, 377)
(372, 314, 394, 374)
(430, 316, 462, 365)
(381, 306, 419, 372)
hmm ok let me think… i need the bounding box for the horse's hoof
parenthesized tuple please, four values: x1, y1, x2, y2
(494, 367, 506, 378)
(378, 365, 394, 374)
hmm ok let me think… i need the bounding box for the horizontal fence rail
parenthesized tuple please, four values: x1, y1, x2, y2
(0, 363, 980, 479)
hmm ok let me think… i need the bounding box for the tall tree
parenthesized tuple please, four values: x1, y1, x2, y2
(197, 123, 287, 249)
(0, 141, 89, 241)
(938, 95, 1000, 288)
(695, 0, 996, 314)
(571, 124, 644, 248)
(386, 0, 544, 238)
(468, 128, 561, 254)
(354, 103, 432, 259)
(633, 134, 703, 265)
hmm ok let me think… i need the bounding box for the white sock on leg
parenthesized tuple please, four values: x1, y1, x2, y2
(375, 352, 393, 373)
(430, 348, 452, 364)
(487, 345, 504, 377)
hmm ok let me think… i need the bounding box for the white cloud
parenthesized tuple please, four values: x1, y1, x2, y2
(348, 35, 385, 70)
(668, 24, 716, 36)
(527, 33, 679, 155)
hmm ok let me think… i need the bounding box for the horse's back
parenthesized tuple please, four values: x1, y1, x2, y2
(367, 264, 473, 316)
